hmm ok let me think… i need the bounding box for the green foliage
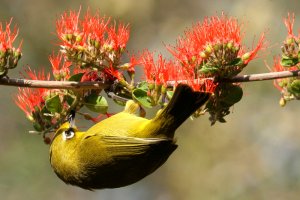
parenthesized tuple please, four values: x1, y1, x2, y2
(132, 88, 152, 108)
(84, 93, 108, 113)
(220, 84, 243, 106)
(200, 65, 219, 74)
(68, 73, 85, 81)
(288, 79, 300, 93)
(281, 55, 299, 67)
(45, 95, 63, 113)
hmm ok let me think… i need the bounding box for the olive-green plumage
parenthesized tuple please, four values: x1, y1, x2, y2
(50, 84, 210, 189)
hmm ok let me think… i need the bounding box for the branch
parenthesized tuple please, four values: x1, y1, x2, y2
(0, 76, 110, 90)
(0, 70, 300, 89)
(221, 70, 300, 82)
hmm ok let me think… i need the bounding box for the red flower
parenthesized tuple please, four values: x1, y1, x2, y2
(16, 67, 50, 119)
(15, 88, 43, 120)
(186, 77, 217, 93)
(140, 50, 155, 83)
(126, 53, 140, 73)
(167, 61, 186, 86)
(241, 33, 266, 65)
(168, 13, 265, 70)
(271, 56, 297, 92)
(166, 36, 196, 67)
(0, 18, 21, 52)
(49, 52, 72, 80)
(81, 70, 99, 82)
(140, 50, 182, 86)
(106, 22, 130, 51)
(83, 11, 110, 46)
(284, 13, 295, 38)
(22, 67, 50, 82)
(56, 8, 84, 48)
(104, 65, 123, 81)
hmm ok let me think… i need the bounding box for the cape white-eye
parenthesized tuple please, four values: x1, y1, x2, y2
(50, 84, 210, 189)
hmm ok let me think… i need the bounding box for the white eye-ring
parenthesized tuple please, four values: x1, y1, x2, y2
(62, 129, 75, 140)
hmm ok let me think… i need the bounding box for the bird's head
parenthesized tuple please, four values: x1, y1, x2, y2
(51, 110, 83, 148)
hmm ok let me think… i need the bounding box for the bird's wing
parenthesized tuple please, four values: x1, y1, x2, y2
(101, 135, 177, 159)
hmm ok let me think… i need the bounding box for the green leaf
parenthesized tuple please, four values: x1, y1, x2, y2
(281, 58, 298, 67)
(84, 93, 108, 113)
(229, 58, 243, 66)
(0, 70, 6, 77)
(33, 122, 43, 132)
(68, 73, 85, 81)
(45, 95, 62, 113)
(221, 85, 243, 106)
(113, 99, 126, 106)
(288, 80, 300, 94)
(199, 65, 219, 74)
(166, 91, 174, 99)
(64, 94, 75, 106)
(132, 88, 152, 108)
(136, 81, 149, 91)
(282, 54, 290, 59)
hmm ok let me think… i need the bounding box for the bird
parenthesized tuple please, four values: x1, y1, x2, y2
(49, 84, 210, 190)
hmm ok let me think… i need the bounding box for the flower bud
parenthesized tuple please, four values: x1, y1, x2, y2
(76, 45, 85, 52)
(0, 57, 7, 68)
(227, 42, 233, 49)
(191, 55, 197, 63)
(119, 63, 130, 70)
(0, 50, 6, 58)
(232, 45, 240, 53)
(241, 52, 251, 61)
(205, 45, 213, 54)
(279, 97, 286, 107)
(161, 85, 167, 94)
(76, 35, 82, 43)
(66, 33, 73, 41)
(53, 73, 61, 81)
(27, 114, 35, 122)
(214, 44, 221, 51)
(286, 37, 294, 45)
(94, 40, 100, 49)
(148, 83, 155, 90)
(200, 51, 207, 59)
(62, 34, 68, 41)
(14, 50, 22, 59)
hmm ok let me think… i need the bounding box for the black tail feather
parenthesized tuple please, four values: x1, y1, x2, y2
(154, 84, 210, 131)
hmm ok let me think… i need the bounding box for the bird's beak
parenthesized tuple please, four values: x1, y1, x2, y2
(68, 110, 76, 128)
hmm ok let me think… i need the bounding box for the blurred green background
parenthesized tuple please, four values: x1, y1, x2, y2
(1, 0, 300, 199)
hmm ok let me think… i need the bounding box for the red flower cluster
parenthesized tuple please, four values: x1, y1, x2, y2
(140, 50, 177, 86)
(167, 13, 265, 74)
(49, 52, 72, 80)
(140, 13, 267, 93)
(56, 8, 130, 53)
(55, 8, 135, 83)
(284, 13, 295, 39)
(281, 13, 300, 61)
(0, 18, 22, 52)
(273, 13, 300, 96)
(0, 18, 22, 75)
(15, 68, 50, 120)
(140, 50, 217, 92)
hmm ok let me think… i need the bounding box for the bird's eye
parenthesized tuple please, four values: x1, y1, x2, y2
(62, 128, 75, 140)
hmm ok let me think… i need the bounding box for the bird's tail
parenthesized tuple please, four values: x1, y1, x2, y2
(152, 84, 210, 135)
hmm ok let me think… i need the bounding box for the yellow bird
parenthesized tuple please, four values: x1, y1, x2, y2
(50, 84, 210, 189)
